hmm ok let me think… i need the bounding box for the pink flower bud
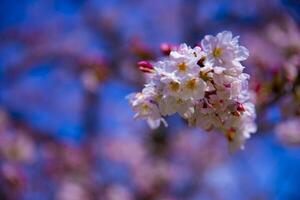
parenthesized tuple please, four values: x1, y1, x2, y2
(137, 61, 154, 73)
(236, 102, 245, 112)
(160, 43, 175, 56)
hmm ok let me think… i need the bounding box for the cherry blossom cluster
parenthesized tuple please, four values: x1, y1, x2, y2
(127, 31, 257, 151)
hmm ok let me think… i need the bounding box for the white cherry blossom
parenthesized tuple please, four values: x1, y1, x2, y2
(201, 31, 249, 66)
(276, 118, 300, 145)
(128, 31, 256, 151)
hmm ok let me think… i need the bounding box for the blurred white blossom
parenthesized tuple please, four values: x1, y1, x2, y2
(276, 118, 300, 145)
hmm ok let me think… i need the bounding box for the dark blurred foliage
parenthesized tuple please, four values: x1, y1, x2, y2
(0, 0, 300, 200)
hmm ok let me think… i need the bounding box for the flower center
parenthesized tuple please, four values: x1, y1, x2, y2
(141, 104, 149, 114)
(186, 78, 197, 90)
(154, 94, 162, 102)
(199, 71, 212, 81)
(176, 99, 183, 104)
(213, 47, 222, 58)
(169, 81, 180, 92)
(178, 62, 187, 72)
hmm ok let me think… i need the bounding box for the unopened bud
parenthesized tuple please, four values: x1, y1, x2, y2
(137, 61, 154, 73)
(236, 102, 245, 112)
(160, 43, 175, 56)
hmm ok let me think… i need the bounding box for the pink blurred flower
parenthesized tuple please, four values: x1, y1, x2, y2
(276, 118, 300, 145)
(57, 180, 90, 200)
(0, 132, 35, 163)
(284, 55, 300, 82)
(105, 185, 133, 200)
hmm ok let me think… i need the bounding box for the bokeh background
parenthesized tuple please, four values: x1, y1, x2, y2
(1, 0, 300, 199)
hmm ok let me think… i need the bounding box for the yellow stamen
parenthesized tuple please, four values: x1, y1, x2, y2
(141, 104, 149, 110)
(169, 81, 180, 92)
(154, 94, 162, 102)
(178, 62, 187, 72)
(213, 47, 222, 58)
(176, 99, 183, 104)
(199, 71, 211, 81)
(186, 78, 197, 90)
